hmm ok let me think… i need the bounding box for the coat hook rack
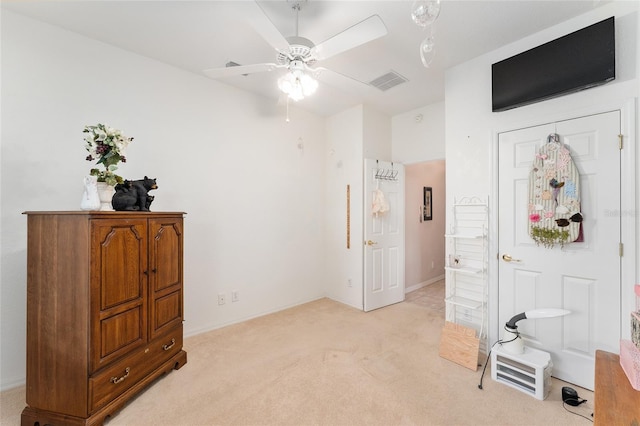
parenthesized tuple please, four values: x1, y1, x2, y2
(374, 160, 399, 181)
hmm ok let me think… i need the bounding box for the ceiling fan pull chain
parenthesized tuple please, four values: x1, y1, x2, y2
(286, 96, 291, 123)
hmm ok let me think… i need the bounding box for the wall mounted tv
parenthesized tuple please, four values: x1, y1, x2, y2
(492, 17, 615, 112)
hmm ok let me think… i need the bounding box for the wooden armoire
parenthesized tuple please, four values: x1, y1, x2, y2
(21, 211, 187, 426)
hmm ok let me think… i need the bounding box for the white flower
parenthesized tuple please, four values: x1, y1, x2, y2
(95, 129, 107, 141)
(114, 138, 128, 154)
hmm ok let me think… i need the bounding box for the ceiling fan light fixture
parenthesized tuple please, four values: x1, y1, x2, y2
(278, 70, 318, 101)
(204, 2, 386, 107)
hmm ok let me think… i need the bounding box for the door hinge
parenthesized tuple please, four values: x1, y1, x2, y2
(619, 242, 624, 257)
(618, 134, 623, 150)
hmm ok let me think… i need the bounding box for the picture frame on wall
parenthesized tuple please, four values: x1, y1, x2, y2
(423, 187, 432, 221)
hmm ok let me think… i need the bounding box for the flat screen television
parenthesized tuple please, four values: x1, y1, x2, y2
(492, 17, 615, 112)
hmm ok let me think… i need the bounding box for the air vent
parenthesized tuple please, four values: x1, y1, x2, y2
(369, 71, 408, 91)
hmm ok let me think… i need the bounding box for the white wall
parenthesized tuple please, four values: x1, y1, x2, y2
(392, 102, 445, 164)
(363, 104, 392, 161)
(324, 105, 365, 308)
(0, 10, 328, 390)
(445, 2, 640, 344)
(323, 104, 393, 309)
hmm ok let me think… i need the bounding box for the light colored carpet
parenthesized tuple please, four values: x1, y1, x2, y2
(2, 282, 595, 425)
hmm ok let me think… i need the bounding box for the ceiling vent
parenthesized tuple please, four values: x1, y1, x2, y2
(369, 71, 408, 91)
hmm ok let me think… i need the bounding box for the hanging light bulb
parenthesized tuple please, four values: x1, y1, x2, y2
(420, 34, 436, 67)
(300, 73, 318, 96)
(278, 73, 295, 94)
(411, 0, 441, 28)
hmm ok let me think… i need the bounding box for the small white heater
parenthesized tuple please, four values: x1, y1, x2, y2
(490, 308, 570, 399)
(491, 345, 553, 400)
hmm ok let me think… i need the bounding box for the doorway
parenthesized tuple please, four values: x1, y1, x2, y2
(404, 160, 446, 292)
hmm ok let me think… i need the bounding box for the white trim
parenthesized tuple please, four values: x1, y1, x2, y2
(185, 296, 326, 338)
(405, 274, 445, 294)
(620, 98, 638, 338)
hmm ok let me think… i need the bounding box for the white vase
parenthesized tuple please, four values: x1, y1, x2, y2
(96, 182, 115, 211)
(80, 175, 101, 211)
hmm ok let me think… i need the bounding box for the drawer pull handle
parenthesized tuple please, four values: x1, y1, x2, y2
(163, 338, 176, 351)
(110, 367, 130, 384)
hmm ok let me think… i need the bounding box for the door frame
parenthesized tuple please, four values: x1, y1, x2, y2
(489, 98, 637, 347)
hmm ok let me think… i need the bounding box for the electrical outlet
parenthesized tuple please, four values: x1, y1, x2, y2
(231, 291, 239, 302)
(218, 293, 226, 305)
(347, 278, 352, 287)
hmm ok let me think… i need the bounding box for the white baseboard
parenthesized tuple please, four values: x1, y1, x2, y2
(405, 275, 445, 294)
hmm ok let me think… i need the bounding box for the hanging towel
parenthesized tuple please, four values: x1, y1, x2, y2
(372, 189, 390, 216)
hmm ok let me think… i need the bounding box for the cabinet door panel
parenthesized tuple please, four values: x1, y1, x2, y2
(149, 220, 182, 292)
(94, 222, 147, 308)
(91, 219, 148, 372)
(148, 218, 183, 338)
(100, 307, 143, 358)
(153, 290, 182, 332)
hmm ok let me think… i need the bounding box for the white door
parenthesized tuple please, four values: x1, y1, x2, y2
(363, 159, 405, 312)
(498, 111, 620, 390)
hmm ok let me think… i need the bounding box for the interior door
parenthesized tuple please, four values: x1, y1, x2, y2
(363, 159, 405, 312)
(498, 111, 621, 390)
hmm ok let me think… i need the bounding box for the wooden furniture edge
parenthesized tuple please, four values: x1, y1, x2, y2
(594, 349, 640, 425)
(23, 211, 187, 216)
(21, 350, 187, 426)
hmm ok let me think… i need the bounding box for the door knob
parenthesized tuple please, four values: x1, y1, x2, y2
(365, 240, 378, 246)
(502, 254, 522, 263)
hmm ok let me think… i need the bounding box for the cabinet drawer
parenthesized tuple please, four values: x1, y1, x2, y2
(89, 326, 183, 412)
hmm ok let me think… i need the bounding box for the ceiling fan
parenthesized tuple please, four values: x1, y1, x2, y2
(203, 1, 388, 101)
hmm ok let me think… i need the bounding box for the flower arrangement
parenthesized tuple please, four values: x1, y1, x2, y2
(84, 123, 133, 186)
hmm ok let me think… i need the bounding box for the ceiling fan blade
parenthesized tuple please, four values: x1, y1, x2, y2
(249, 1, 290, 53)
(311, 15, 387, 61)
(309, 66, 374, 95)
(203, 63, 282, 79)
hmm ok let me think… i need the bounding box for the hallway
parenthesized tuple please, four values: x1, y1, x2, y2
(405, 280, 445, 314)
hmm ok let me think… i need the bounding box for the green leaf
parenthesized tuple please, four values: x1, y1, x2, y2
(530, 226, 570, 249)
